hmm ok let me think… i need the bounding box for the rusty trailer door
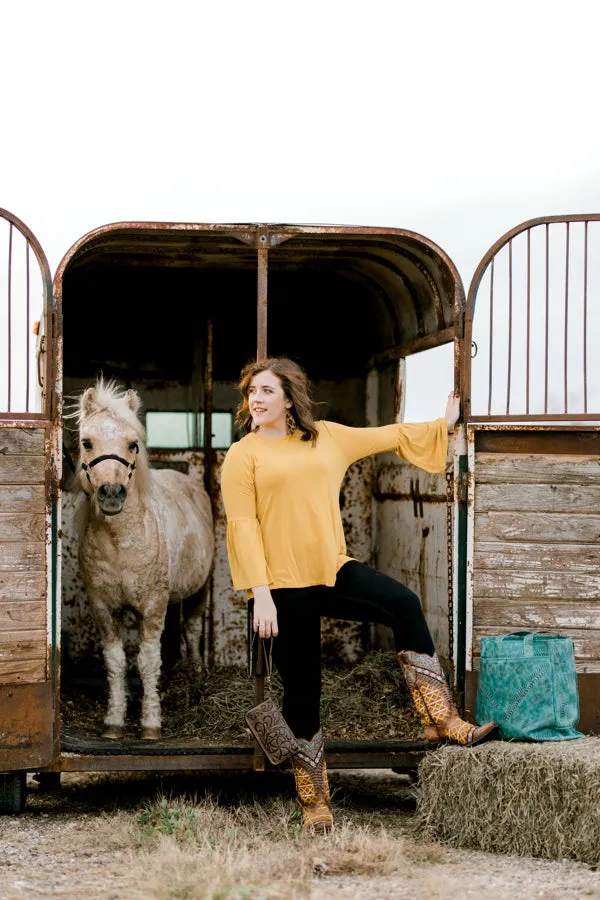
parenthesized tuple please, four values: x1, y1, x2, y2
(0, 208, 59, 775)
(460, 215, 600, 732)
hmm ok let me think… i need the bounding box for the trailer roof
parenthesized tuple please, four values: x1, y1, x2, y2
(56, 222, 464, 363)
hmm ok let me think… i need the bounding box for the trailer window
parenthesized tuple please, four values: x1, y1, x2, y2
(146, 411, 233, 449)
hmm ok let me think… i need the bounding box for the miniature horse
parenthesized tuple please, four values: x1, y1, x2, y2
(74, 379, 214, 740)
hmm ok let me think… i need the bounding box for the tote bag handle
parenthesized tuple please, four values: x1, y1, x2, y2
(500, 630, 560, 658)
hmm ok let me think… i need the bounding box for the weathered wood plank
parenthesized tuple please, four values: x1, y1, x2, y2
(0, 428, 45, 455)
(0, 572, 46, 603)
(475, 482, 600, 514)
(0, 542, 45, 571)
(0, 602, 46, 630)
(473, 601, 600, 630)
(472, 626, 600, 661)
(475, 453, 600, 485)
(0, 658, 46, 684)
(473, 570, 600, 600)
(0, 630, 46, 660)
(0, 456, 45, 485)
(0, 485, 46, 513)
(474, 542, 600, 573)
(0, 515, 45, 542)
(475, 512, 600, 544)
(475, 431, 600, 456)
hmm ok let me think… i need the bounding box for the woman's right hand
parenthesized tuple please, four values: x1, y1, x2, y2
(445, 391, 460, 431)
(252, 585, 279, 638)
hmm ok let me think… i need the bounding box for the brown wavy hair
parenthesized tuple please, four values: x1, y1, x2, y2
(235, 357, 318, 443)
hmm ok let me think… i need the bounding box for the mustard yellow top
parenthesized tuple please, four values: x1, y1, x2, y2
(220, 419, 448, 592)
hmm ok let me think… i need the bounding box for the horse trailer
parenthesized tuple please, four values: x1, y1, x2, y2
(0, 206, 599, 813)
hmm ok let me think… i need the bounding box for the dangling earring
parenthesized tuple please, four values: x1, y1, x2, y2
(286, 410, 297, 435)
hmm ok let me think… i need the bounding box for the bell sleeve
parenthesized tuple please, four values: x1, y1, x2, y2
(323, 418, 448, 473)
(220, 442, 272, 591)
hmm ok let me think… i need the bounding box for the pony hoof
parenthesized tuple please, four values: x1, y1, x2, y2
(140, 727, 162, 741)
(102, 725, 126, 740)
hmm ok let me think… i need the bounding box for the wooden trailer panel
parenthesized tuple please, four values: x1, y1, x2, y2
(470, 450, 600, 673)
(464, 439, 600, 732)
(0, 426, 47, 685)
(0, 424, 53, 771)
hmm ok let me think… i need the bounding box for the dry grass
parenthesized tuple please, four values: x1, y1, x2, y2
(12, 770, 600, 900)
(415, 736, 600, 866)
(61, 651, 423, 743)
(92, 791, 446, 900)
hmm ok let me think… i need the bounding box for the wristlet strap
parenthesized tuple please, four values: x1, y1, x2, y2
(251, 633, 274, 687)
(246, 635, 298, 765)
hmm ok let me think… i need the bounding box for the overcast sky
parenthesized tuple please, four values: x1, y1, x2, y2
(1, 0, 599, 419)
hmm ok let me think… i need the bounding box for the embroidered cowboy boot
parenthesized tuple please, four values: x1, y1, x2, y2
(398, 650, 497, 746)
(291, 730, 333, 833)
(397, 652, 440, 742)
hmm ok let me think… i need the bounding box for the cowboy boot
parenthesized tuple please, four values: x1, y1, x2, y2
(397, 652, 441, 742)
(291, 730, 333, 833)
(398, 650, 497, 746)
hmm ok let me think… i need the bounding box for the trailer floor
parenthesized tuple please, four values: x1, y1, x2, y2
(59, 726, 430, 772)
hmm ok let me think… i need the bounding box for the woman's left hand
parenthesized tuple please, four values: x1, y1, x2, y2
(445, 391, 460, 431)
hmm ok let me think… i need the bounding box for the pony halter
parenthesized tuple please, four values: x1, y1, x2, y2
(81, 443, 139, 491)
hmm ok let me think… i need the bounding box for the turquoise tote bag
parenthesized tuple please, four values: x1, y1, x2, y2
(475, 631, 584, 741)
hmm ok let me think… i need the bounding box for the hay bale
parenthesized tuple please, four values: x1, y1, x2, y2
(415, 737, 600, 866)
(62, 651, 424, 743)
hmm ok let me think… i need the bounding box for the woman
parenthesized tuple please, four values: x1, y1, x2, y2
(220, 357, 496, 833)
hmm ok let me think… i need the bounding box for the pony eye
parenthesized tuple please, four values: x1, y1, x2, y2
(82, 439, 92, 451)
(129, 441, 139, 452)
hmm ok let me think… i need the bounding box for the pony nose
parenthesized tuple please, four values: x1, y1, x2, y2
(97, 483, 127, 514)
(98, 483, 127, 502)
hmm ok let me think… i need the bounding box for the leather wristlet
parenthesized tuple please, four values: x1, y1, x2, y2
(245, 636, 299, 765)
(245, 698, 300, 765)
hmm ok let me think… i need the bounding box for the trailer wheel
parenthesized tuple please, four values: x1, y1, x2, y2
(33, 772, 61, 792)
(0, 773, 27, 815)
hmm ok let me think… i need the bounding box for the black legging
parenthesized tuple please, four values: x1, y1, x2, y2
(270, 560, 435, 740)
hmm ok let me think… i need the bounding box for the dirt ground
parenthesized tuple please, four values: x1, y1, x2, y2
(0, 769, 598, 900)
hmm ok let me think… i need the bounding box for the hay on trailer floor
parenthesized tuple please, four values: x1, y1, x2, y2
(61, 651, 424, 744)
(415, 736, 600, 866)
